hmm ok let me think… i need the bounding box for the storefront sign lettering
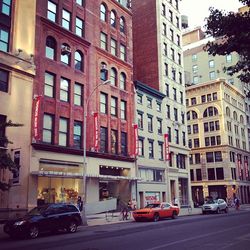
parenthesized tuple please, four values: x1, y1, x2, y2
(94, 112, 99, 151)
(237, 160, 242, 179)
(33, 95, 41, 141)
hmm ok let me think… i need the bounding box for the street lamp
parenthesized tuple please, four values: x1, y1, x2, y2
(81, 79, 111, 225)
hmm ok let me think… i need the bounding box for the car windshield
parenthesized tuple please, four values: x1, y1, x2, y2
(205, 200, 216, 204)
(145, 204, 160, 208)
(27, 206, 49, 216)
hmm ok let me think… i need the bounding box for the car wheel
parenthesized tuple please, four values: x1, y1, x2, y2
(153, 213, 160, 222)
(67, 220, 78, 233)
(216, 208, 220, 214)
(224, 207, 228, 213)
(28, 225, 39, 239)
(172, 211, 178, 219)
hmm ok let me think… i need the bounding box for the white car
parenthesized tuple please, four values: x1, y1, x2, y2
(202, 199, 228, 214)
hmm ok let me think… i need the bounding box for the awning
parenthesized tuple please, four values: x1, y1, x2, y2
(87, 173, 141, 181)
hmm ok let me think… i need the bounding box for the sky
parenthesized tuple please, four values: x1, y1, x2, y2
(179, 0, 243, 29)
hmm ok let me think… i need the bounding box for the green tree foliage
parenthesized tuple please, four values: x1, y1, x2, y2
(0, 120, 23, 191)
(205, 0, 250, 83)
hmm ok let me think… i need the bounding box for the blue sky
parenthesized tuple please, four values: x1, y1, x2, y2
(180, 0, 243, 28)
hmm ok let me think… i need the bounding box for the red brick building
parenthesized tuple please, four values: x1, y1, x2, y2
(29, 0, 135, 208)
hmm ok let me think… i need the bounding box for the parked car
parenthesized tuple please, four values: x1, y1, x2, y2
(3, 203, 82, 239)
(202, 198, 228, 214)
(132, 202, 180, 222)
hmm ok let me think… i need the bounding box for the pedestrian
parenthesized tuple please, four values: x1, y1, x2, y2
(173, 197, 179, 206)
(77, 196, 83, 211)
(132, 198, 137, 210)
(127, 199, 133, 211)
(234, 197, 240, 210)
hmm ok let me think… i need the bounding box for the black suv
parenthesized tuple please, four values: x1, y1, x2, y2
(3, 203, 83, 239)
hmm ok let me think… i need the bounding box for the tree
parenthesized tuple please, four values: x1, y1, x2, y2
(205, 0, 250, 83)
(0, 120, 23, 191)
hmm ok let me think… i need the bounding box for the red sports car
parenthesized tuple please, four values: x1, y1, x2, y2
(133, 202, 180, 222)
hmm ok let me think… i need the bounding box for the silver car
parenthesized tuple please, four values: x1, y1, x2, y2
(202, 199, 228, 214)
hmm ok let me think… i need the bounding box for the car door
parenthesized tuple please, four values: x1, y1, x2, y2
(161, 203, 171, 218)
(38, 205, 58, 232)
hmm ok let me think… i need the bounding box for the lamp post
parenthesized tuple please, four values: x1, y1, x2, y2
(81, 79, 111, 225)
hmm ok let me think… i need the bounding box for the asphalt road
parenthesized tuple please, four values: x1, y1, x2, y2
(1, 210, 250, 250)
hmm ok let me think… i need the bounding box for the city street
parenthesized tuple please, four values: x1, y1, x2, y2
(1, 209, 250, 250)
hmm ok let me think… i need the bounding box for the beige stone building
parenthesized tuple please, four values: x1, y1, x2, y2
(0, 0, 36, 211)
(186, 79, 250, 205)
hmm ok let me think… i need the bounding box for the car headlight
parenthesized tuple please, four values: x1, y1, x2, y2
(14, 220, 26, 226)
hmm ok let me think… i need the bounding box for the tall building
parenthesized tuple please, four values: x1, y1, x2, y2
(0, 0, 36, 211)
(186, 79, 250, 204)
(132, 0, 192, 207)
(28, 0, 136, 208)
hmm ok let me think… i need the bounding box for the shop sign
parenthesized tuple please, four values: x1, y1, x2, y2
(164, 134, 170, 161)
(245, 161, 249, 179)
(133, 124, 139, 156)
(33, 95, 42, 141)
(145, 192, 160, 205)
(93, 112, 99, 151)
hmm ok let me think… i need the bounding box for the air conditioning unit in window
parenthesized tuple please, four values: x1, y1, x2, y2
(61, 45, 71, 55)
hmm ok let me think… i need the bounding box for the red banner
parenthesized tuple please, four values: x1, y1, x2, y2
(133, 124, 139, 156)
(245, 161, 249, 179)
(237, 160, 242, 179)
(164, 134, 170, 161)
(93, 112, 99, 151)
(33, 95, 41, 141)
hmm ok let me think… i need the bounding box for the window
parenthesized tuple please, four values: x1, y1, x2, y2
(174, 108, 178, 121)
(193, 76, 199, 84)
(179, 72, 182, 84)
(208, 168, 215, 180)
(137, 94, 142, 104)
(101, 63, 107, 82)
(163, 43, 167, 56)
(100, 32, 107, 50)
(182, 131, 186, 146)
(158, 142, 164, 160)
(173, 88, 177, 100)
(120, 17, 125, 33)
(44, 72, 55, 97)
(110, 10, 116, 27)
(156, 102, 161, 112)
(61, 44, 71, 65)
(165, 83, 169, 96)
(62, 9, 71, 30)
(46, 36, 56, 60)
(59, 118, 68, 146)
(190, 169, 194, 181)
(100, 127, 108, 153)
(0, 27, 9, 52)
(162, 3, 166, 16)
(203, 106, 218, 117)
(216, 168, 224, 180)
(177, 34, 180, 46)
(100, 92, 107, 114)
(193, 124, 199, 134)
(169, 10, 173, 22)
(194, 138, 199, 148)
(73, 121, 82, 148)
(176, 17, 180, 28)
(75, 17, 84, 37)
(191, 97, 196, 105)
(148, 116, 153, 132)
(187, 125, 191, 134)
(0, 68, 8, 92)
(167, 127, 171, 142)
(111, 96, 117, 116)
(120, 72, 126, 90)
(147, 98, 152, 108)
(209, 71, 216, 80)
(174, 129, 179, 144)
(43, 114, 53, 143)
(47, 1, 57, 22)
(1, 0, 12, 15)
(60, 78, 69, 102)
(74, 83, 82, 106)
(178, 53, 181, 65)
(209, 60, 214, 68)
(121, 100, 126, 120)
(121, 132, 127, 156)
(110, 68, 117, 86)
(196, 169, 202, 181)
(138, 112, 143, 129)
(192, 54, 197, 62)
(226, 54, 232, 63)
(100, 4, 107, 22)
(170, 28, 174, 41)
(148, 140, 154, 158)
(195, 153, 200, 164)
(166, 105, 170, 118)
(138, 138, 144, 156)
(201, 95, 206, 103)
(192, 65, 198, 74)
(111, 130, 118, 154)
(120, 44, 126, 61)
(172, 68, 176, 81)
(157, 119, 162, 134)
(75, 51, 83, 71)
(215, 151, 222, 162)
(165, 63, 168, 76)
(76, 0, 83, 6)
(111, 38, 117, 56)
(171, 48, 175, 61)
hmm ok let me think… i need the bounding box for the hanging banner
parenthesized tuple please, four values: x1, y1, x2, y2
(237, 160, 242, 179)
(33, 95, 41, 141)
(164, 134, 170, 161)
(133, 124, 139, 156)
(244, 161, 249, 179)
(93, 112, 99, 151)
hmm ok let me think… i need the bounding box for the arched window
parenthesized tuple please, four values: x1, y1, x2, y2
(120, 72, 126, 90)
(226, 107, 230, 117)
(203, 106, 218, 117)
(187, 110, 197, 120)
(233, 111, 238, 121)
(61, 43, 71, 65)
(46, 36, 56, 60)
(120, 17, 125, 33)
(110, 68, 117, 86)
(100, 4, 107, 22)
(110, 10, 116, 27)
(75, 50, 83, 71)
(192, 111, 198, 119)
(100, 62, 108, 81)
(240, 115, 244, 124)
